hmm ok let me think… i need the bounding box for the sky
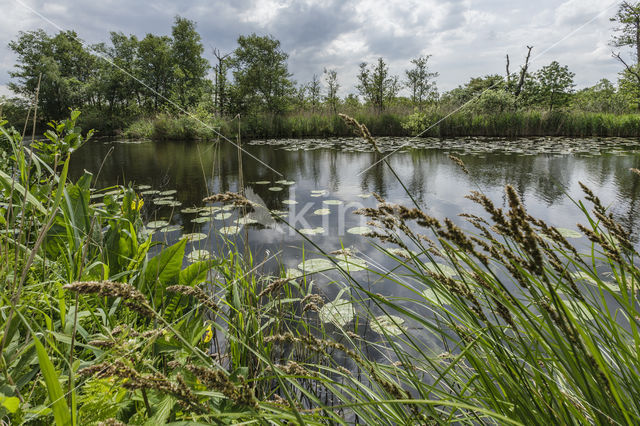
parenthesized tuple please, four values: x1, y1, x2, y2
(0, 0, 631, 98)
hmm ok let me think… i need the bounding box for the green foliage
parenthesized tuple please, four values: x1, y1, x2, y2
(404, 55, 438, 108)
(356, 57, 400, 113)
(230, 33, 295, 115)
(532, 61, 576, 111)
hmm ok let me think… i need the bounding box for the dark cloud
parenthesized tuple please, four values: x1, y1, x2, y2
(0, 0, 626, 97)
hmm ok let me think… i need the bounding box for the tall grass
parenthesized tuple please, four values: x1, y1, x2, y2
(2, 111, 640, 424)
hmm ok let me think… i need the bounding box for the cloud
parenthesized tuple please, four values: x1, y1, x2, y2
(0, 0, 627, 99)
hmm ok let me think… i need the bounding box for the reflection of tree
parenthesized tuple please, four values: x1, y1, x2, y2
(360, 152, 387, 198)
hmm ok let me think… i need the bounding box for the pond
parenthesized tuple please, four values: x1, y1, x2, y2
(70, 136, 640, 333)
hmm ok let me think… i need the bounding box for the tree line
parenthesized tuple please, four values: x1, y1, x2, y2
(3, 2, 640, 134)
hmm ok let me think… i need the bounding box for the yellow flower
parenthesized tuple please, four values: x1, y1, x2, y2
(130, 198, 144, 211)
(203, 324, 213, 343)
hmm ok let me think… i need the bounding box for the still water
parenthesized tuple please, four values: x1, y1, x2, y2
(69, 137, 640, 313)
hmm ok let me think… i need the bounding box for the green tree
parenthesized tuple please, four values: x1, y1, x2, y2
(572, 79, 625, 113)
(306, 73, 321, 112)
(404, 55, 438, 109)
(8, 30, 96, 121)
(356, 58, 400, 113)
(532, 61, 575, 111)
(323, 68, 340, 114)
(230, 34, 294, 114)
(170, 16, 210, 108)
(440, 74, 504, 110)
(138, 34, 174, 111)
(611, 3, 640, 110)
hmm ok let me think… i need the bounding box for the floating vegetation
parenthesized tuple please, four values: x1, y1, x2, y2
(137, 184, 152, 190)
(187, 249, 212, 262)
(282, 199, 298, 205)
(299, 227, 324, 236)
(298, 258, 334, 273)
(314, 208, 331, 216)
(422, 288, 446, 305)
(147, 220, 169, 229)
(214, 212, 233, 220)
(561, 299, 595, 321)
(183, 232, 207, 242)
(155, 200, 181, 207)
(556, 228, 582, 239)
(387, 247, 417, 259)
(104, 189, 121, 196)
(276, 179, 295, 185)
(318, 299, 355, 327)
(141, 190, 160, 195)
(323, 199, 343, 205)
(181, 207, 201, 214)
(254, 180, 271, 185)
(235, 216, 258, 225)
(424, 263, 458, 278)
(89, 193, 103, 199)
(200, 206, 222, 215)
(159, 190, 177, 196)
(219, 225, 243, 235)
(285, 268, 303, 279)
(221, 205, 236, 211)
(310, 190, 328, 197)
(370, 315, 406, 336)
(357, 193, 372, 198)
(192, 216, 212, 223)
(347, 226, 371, 235)
(570, 271, 620, 292)
(268, 186, 283, 192)
(336, 256, 368, 272)
(159, 225, 182, 233)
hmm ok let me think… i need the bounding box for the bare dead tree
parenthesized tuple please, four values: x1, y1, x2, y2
(514, 46, 533, 98)
(212, 47, 231, 116)
(505, 54, 511, 88)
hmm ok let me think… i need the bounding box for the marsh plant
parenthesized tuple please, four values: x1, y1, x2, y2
(1, 112, 640, 425)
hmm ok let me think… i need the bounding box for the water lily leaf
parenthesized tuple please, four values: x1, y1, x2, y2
(255, 180, 271, 185)
(299, 228, 321, 235)
(155, 200, 181, 207)
(285, 268, 303, 279)
(147, 220, 169, 229)
(159, 190, 177, 196)
(235, 216, 258, 225)
(347, 226, 371, 235)
(310, 190, 327, 197)
(159, 225, 182, 233)
(283, 199, 298, 205)
(192, 216, 212, 223)
(298, 258, 334, 273)
(555, 228, 582, 239)
(181, 207, 201, 214)
(187, 249, 212, 263)
(141, 190, 159, 195)
(137, 184, 152, 190)
(357, 193, 372, 198)
(387, 247, 416, 259)
(319, 299, 354, 326)
(219, 225, 243, 235)
(214, 212, 232, 220)
(336, 257, 367, 272)
(314, 208, 331, 216)
(424, 263, 457, 278)
(422, 288, 447, 305)
(323, 200, 343, 205)
(221, 205, 236, 211)
(183, 232, 207, 242)
(268, 187, 283, 192)
(570, 271, 620, 292)
(370, 315, 406, 336)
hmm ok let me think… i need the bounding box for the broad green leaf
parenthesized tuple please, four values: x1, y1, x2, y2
(34, 338, 71, 426)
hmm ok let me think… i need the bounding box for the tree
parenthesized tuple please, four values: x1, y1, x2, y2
(611, 3, 640, 109)
(440, 74, 505, 109)
(306, 74, 321, 112)
(533, 61, 575, 111)
(404, 55, 438, 109)
(356, 57, 399, 113)
(323, 68, 340, 114)
(8, 30, 96, 121)
(212, 48, 231, 115)
(170, 16, 210, 108)
(137, 34, 174, 111)
(230, 34, 294, 114)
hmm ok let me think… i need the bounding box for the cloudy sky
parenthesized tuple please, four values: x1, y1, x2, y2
(0, 0, 630, 98)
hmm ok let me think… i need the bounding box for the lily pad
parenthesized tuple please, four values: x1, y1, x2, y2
(155, 200, 181, 207)
(200, 206, 222, 215)
(183, 232, 207, 242)
(192, 216, 212, 223)
(357, 193, 372, 198)
(310, 190, 328, 197)
(298, 258, 334, 273)
(424, 263, 457, 278)
(299, 227, 323, 236)
(318, 299, 355, 327)
(283, 199, 298, 205)
(370, 315, 406, 336)
(187, 249, 212, 262)
(347, 226, 371, 235)
(314, 209, 331, 216)
(147, 220, 169, 229)
(336, 257, 368, 272)
(137, 184, 152, 190)
(159, 225, 182, 233)
(214, 212, 233, 220)
(219, 225, 243, 235)
(387, 248, 416, 259)
(235, 216, 258, 225)
(268, 187, 283, 192)
(181, 207, 201, 214)
(255, 181, 271, 185)
(571, 271, 620, 292)
(556, 228, 582, 239)
(285, 268, 303, 279)
(159, 190, 177, 196)
(422, 288, 447, 305)
(323, 200, 343, 205)
(141, 190, 160, 195)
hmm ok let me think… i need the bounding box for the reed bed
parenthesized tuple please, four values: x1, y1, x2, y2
(1, 111, 640, 425)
